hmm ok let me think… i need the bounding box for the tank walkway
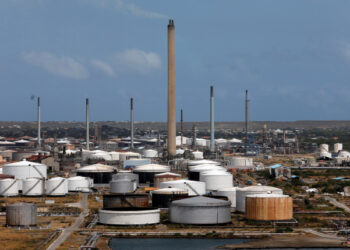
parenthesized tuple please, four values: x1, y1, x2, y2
(47, 193, 88, 250)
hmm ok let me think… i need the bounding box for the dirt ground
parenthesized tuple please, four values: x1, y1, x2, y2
(220, 235, 344, 249)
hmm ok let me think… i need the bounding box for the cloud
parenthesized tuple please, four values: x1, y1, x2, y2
(115, 49, 161, 74)
(21, 51, 88, 79)
(88, 0, 168, 19)
(90, 59, 115, 76)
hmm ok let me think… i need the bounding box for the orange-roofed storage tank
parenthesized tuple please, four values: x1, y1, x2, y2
(245, 194, 293, 221)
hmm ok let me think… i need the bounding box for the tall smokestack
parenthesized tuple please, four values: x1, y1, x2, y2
(167, 19, 176, 156)
(245, 90, 249, 152)
(86, 98, 90, 150)
(210, 86, 215, 152)
(37, 97, 41, 148)
(180, 109, 183, 147)
(130, 98, 134, 150)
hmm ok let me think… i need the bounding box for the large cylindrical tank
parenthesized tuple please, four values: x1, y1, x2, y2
(143, 149, 158, 158)
(169, 196, 231, 224)
(103, 193, 149, 209)
(245, 194, 293, 221)
(99, 208, 160, 225)
(6, 203, 37, 226)
(22, 178, 44, 196)
(154, 172, 181, 187)
(188, 165, 226, 181)
(112, 172, 139, 187)
(110, 179, 136, 193)
(229, 157, 253, 167)
(236, 186, 283, 213)
(212, 187, 237, 208)
(199, 171, 233, 191)
(45, 177, 68, 196)
(68, 176, 92, 192)
(0, 178, 18, 197)
(2, 160, 47, 190)
(192, 151, 204, 160)
(320, 144, 329, 152)
(152, 188, 188, 208)
(334, 143, 343, 153)
(187, 160, 221, 166)
(77, 164, 115, 184)
(133, 164, 170, 185)
(160, 179, 206, 196)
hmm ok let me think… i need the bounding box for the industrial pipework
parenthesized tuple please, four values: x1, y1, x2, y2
(167, 19, 176, 156)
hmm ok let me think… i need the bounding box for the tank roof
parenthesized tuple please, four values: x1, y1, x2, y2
(239, 185, 282, 192)
(187, 160, 220, 166)
(246, 194, 289, 198)
(77, 163, 115, 172)
(154, 172, 181, 178)
(133, 164, 170, 172)
(152, 187, 188, 194)
(171, 196, 230, 207)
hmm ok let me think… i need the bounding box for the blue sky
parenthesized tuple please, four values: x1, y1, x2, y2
(1, 0, 350, 122)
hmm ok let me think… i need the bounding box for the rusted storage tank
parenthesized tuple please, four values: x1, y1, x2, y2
(152, 188, 188, 208)
(154, 172, 181, 187)
(103, 193, 149, 209)
(6, 203, 37, 226)
(245, 194, 293, 221)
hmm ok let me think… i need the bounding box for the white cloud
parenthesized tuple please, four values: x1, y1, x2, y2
(115, 49, 161, 74)
(21, 51, 88, 79)
(90, 59, 115, 76)
(88, 0, 168, 19)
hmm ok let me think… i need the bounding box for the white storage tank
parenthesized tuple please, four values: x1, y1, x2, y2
(45, 177, 68, 196)
(99, 208, 160, 225)
(229, 157, 253, 167)
(169, 196, 231, 225)
(160, 179, 206, 196)
(187, 160, 221, 166)
(199, 171, 233, 191)
(22, 178, 44, 196)
(2, 160, 47, 190)
(188, 164, 226, 181)
(320, 144, 329, 152)
(334, 143, 343, 153)
(109, 151, 120, 161)
(0, 178, 18, 197)
(110, 179, 136, 193)
(112, 172, 139, 188)
(143, 149, 158, 158)
(236, 185, 283, 213)
(154, 172, 181, 187)
(212, 187, 237, 208)
(68, 176, 92, 192)
(77, 163, 115, 184)
(192, 151, 204, 160)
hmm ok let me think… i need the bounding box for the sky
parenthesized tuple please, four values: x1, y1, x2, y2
(1, 0, 350, 122)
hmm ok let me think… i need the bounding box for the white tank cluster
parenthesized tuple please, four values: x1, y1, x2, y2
(68, 176, 93, 192)
(236, 185, 283, 212)
(0, 178, 18, 196)
(2, 160, 47, 190)
(160, 179, 206, 196)
(45, 177, 68, 196)
(199, 171, 233, 191)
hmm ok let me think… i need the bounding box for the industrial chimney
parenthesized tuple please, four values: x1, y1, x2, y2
(167, 19, 176, 156)
(37, 97, 41, 148)
(180, 109, 183, 147)
(86, 98, 90, 150)
(130, 98, 134, 150)
(210, 86, 215, 152)
(245, 90, 249, 152)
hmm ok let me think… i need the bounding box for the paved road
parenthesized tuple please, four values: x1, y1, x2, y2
(47, 193, 88, 250)
(324, 196, 350, 213)
(302, 228, 345, 240)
